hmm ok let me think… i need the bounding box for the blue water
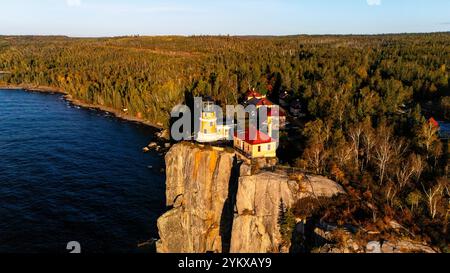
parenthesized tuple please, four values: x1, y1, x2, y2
(0, 89, 166, 253)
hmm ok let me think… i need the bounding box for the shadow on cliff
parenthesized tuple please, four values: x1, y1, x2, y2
(167, 90, 196, 142)
(289, 218, 333, 253)
(220, 156, 241, 253)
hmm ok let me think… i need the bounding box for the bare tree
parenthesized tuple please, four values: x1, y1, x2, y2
(349, 122, 364, 169)
(385, 181, 399, 207)
(417, 120, 440, 160)
(361, 122, 376, 171)
(431, 141, 443, 168)
(410, 153, 425, 183)
(303, 119, 332, 174)
(422, 181, 445, 219)
(303, 143, 328, 175)
(334, 142, 353, 169)
(396, 161, 415, 189)
(396, 154, 423, 189)
(373, 125, 405, 185)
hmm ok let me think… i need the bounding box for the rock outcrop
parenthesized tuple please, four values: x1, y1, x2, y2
(308, 221, 439, 253)
(365, 240, 438, 253)
(156, 143, 236, 253)
(156, 143, 439, 253)
(230, 170, 344, 253)
(156, 143, 344, 253)
(315, 236, 438, 253)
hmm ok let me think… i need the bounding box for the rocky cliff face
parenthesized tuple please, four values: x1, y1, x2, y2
(156, 143, 438, 253)
(156, 142, 236, 253)
(156, 143, 344, 253)
(230, 166, 344, 253)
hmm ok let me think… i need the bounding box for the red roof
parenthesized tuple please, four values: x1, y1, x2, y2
(256, 98, 273, 107)
(429, 117, 440, 128)
(246, 89, 264, 99)
(234, 127, 274, 145)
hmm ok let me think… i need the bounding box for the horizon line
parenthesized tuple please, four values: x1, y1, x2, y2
(1, 31, 450, 39)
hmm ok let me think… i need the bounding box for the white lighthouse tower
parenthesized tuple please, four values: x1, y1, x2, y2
(196, 99, 220, 142)
(196, 98, 232, 143)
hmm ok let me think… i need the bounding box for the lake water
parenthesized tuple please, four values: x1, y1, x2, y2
(0, 89, 166, 253)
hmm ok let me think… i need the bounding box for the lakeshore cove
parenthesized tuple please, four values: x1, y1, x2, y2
(0, 89, 166, 253)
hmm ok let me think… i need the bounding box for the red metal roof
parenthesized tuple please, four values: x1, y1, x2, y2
(234, 127, 274, 145)
(256, 98, 273, 106)
(246, 89, 264, 98)
(429, 117, 440, 128)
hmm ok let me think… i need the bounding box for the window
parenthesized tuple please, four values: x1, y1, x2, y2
(210, 122, 213, 126)
(267, 144, 271, 150)
(204, 129, 207, 134)
(258, 146, 261, 152)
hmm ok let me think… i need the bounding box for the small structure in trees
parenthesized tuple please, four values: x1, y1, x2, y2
(245, 88, 266, 101)
(428, 117, 439, 128)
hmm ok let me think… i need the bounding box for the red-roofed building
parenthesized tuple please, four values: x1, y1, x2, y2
(233, 127, 277, 158)
(256, 98, 274, 107)
(246, 97, 279, 121)
(246, 97, 275, 112)
(429, 117, 440, 128)
(245, 88, 266, 101)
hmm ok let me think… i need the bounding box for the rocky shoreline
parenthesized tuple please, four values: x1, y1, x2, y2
(0, 84, 171, 151)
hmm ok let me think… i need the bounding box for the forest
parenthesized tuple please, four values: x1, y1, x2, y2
(0, 34, 449, 251)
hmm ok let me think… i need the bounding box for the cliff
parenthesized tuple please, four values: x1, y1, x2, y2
(156, 143, 439, 253)
(156, 143, 344, 253)
(231, 168, 344, 253)
(156, 143, 237, 253)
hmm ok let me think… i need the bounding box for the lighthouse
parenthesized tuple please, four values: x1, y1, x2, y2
(195, 97, 232, 143)
(196, 98, 220, 143)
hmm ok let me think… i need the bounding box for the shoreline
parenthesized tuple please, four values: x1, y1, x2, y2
(0, 84, 165, 131)
(0, 84, 171, 157)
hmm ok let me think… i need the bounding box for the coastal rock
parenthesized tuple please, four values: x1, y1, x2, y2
(156, 143, 235, 253)
(148, 142, 158, 149)
(365, 241, 382, 253)
(157, 129, 170, 141)
(379, 240, 438, 253)
(156, 143, 344, 253)
(230, 170, 344, 253)
(313, 235, 438, 253)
